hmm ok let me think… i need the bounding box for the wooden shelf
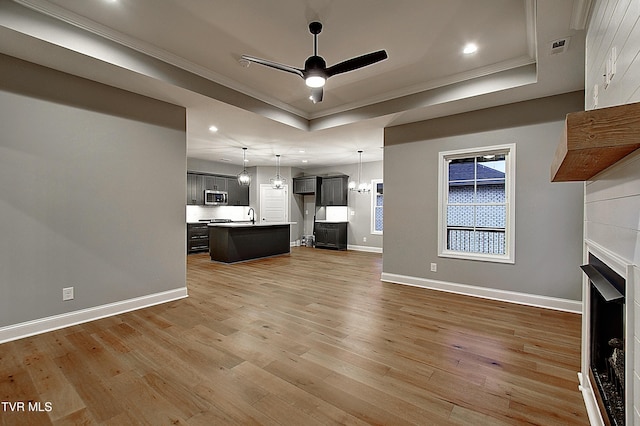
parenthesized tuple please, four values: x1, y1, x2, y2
(551, 101, 640, 182)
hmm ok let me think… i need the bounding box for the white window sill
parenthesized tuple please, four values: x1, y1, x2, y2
(439, 250, 515, 264)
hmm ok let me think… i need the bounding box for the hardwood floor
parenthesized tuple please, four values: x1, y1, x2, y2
(0, 248, 588, 425)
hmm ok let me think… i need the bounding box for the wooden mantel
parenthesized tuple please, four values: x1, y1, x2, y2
(551, 101, 640, 182)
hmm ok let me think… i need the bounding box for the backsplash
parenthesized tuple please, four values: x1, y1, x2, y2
(186, 205, 251, 223)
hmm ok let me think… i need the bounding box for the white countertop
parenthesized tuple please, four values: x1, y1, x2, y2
(315, 220, 349, 223)
(208, 221, 296, 228)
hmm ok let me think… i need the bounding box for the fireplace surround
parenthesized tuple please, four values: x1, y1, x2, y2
(579, 241, 634, 425)
(582, 254, 625, 425)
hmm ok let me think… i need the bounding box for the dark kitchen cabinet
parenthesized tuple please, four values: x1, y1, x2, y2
(203, 175, 227, 192)
(227, 177, 250, 206)
(293, 176, 319, 194)
(187, 223, 209, 253)
(319, 175, 348, 206)
(314, 222, 347, 250)
(187, 172, 249, 206)
(187, 173, 204, 205)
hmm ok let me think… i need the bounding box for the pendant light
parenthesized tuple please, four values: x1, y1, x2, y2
(270, 154, 286, 189)
(237, 147, 251, 186)
(348, 150, 371, 193)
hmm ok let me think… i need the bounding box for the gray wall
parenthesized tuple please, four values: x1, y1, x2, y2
(383, 92, 585, 300)
(0, 55, 187, 327)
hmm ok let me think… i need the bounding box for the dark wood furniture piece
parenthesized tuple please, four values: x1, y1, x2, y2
(319, 175, 348, 206)
(187, 172, 249, 206)
(208, 223, 290, 263)
(187, 223, 209, 254)
(314, 221, 347, 250)
(293, 176, 320, 195)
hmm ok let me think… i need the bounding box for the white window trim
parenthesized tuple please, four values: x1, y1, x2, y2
(437, 143, 516, 264)
(371, 179, 383, 235)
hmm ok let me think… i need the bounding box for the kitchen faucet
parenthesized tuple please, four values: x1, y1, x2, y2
(248, 208, 255, 224)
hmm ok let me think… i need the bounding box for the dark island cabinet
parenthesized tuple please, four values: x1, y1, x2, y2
(314, 222, 347, 250)
(187, 223, 209, 253)
(187, 172, 249, 206)
(319, 175, 348, 206)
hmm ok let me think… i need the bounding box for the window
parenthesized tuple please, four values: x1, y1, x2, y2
(371, 179, 383, 234)
(438, 144, 515, 263)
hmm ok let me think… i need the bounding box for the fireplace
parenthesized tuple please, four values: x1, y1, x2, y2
(582, 253, 626, 425)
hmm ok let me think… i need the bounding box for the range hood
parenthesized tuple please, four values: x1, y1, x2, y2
(551, 101, 640, 182)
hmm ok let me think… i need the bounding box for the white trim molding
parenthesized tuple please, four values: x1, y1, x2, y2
(0, 287, 188, 344)
(348, 245, 383, 254)
(380, 272, 581, 313)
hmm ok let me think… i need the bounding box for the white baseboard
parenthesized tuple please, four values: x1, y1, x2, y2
(347, 245, 383, 253)
(0, 287, 188, 344)
(380, 272, 582, 313)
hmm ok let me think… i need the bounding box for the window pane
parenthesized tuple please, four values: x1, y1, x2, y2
(476, 155, 505, 185)
(448, 185, 474, 203)
(476, 205, 506, 228)
(372, 180, 383, 234)
(476, 183, 505, 203)
(447, 205, 474, 227)
(374, 207, 383, 232)
(473, 229, 506, 255)
(449, 158, 475, 183)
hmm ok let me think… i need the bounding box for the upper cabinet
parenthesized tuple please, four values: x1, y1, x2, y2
(293, 176, 319, 194)
(187, 172, 249, 206)
(187, 173, 204, 205)
(227, 177, 250, 206)
(293, 175, 349, 206)
(203, 175, 227, 192)
(319, 175, 348, 206)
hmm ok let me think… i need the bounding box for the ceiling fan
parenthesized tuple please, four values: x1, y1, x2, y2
(241, 22, 388, 103)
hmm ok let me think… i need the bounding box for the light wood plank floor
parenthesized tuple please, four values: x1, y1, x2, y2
(1, 248, 588, 425)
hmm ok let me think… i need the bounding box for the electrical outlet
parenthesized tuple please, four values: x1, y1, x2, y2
(363, 237, 367, 242)
(62, 287, 74, 301)
(430, 263, 437, 272)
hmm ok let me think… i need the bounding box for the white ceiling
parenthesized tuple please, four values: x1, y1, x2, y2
(0, 0, 587, 168)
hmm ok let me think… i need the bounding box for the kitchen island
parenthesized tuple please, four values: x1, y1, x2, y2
(208, 222, 294, 263)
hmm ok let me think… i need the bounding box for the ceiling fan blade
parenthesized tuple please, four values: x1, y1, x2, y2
(326, 50, 388, 77)
(310, 87, 323, 103)
(241, 55, 304, 78)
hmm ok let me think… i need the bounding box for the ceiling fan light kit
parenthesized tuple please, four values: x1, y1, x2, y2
(241, 21, 387, 103)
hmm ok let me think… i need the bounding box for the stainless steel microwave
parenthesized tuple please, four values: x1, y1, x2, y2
(204, 190, 228, 206)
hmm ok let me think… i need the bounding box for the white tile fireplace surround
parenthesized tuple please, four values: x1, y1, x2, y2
(578, 151, 640, 426)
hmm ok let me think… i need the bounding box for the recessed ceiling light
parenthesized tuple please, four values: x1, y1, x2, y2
(208, 125, 218, 132)
(302, 160, 308, 163)
(299, 150, 305, 153)
(463, 43, 478, 55)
